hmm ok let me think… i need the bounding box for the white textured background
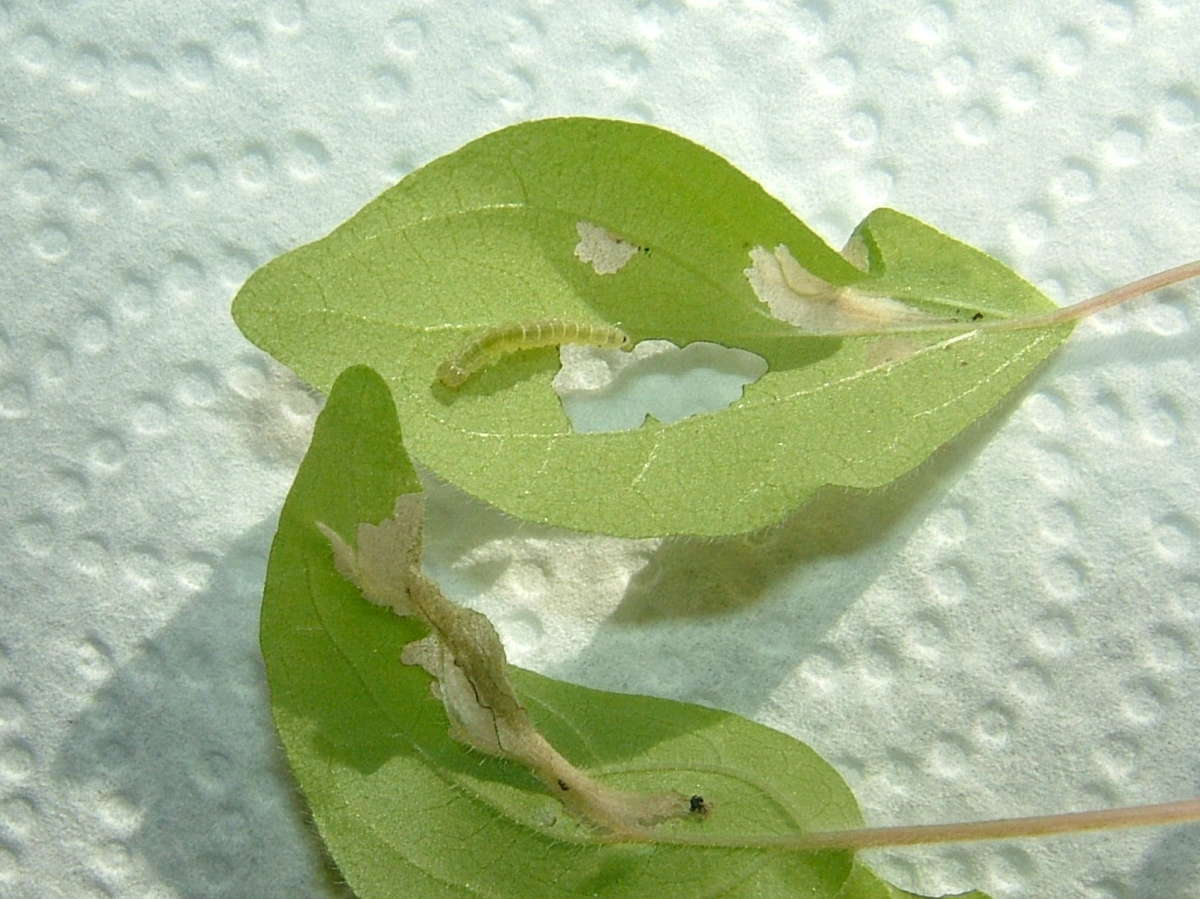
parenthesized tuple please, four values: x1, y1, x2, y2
(2, 2, 1198, 897)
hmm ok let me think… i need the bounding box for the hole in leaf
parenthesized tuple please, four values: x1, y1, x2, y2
(554, 340, 767, 433)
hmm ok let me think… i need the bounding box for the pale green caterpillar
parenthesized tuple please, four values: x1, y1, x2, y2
(436, 319, 631, 388)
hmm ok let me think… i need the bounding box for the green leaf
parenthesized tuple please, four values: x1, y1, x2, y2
(234, 116, 1070, 537)
(262, 364, 987, 899)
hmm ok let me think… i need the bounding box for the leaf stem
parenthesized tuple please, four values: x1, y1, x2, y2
(620, 797, 1200, 851)
(979, 259, 1200, 333)
(779, 259, 1200, 338)
(776, 797, 1200, 850)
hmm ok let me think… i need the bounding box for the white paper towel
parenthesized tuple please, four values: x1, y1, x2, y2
(2, 1, 1198, 896)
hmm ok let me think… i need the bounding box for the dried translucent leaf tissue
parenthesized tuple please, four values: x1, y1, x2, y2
(318, 495, 695, 835)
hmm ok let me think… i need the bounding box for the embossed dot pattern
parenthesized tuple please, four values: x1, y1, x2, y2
(2, 2, 1199, 898)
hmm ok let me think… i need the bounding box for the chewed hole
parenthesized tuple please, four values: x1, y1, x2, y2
(554, 339, 768, 433)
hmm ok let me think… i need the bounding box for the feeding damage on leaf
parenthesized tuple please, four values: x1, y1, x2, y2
(574, 220, 641, 274)
(317, 494, 698, 836)
(745, 243, 963, 336)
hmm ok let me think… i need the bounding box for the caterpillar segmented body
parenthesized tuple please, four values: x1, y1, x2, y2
(436, 319, 631, 388)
